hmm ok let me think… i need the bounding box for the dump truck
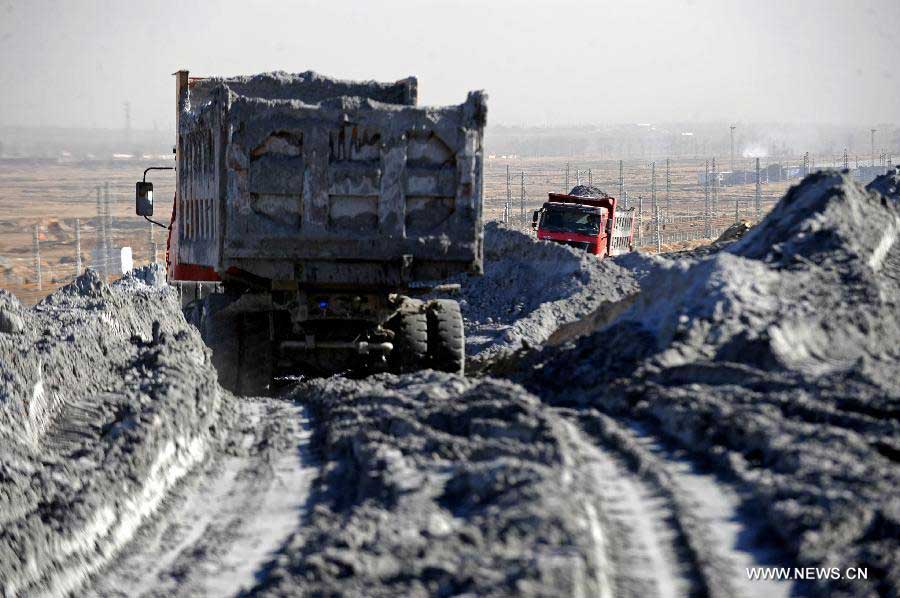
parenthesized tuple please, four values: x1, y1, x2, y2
(136, 70, 486, 393)
(531, 186, 635, 257)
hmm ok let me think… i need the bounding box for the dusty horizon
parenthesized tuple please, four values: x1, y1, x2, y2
(1, 0, 898, 131)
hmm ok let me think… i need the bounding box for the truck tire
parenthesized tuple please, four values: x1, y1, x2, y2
(200, 294, 273, 396)
(427, 299, 465, 375)
(391, 308, 429, 373)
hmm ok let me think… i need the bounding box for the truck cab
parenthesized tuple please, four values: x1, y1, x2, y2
(532, 192, 635, 258)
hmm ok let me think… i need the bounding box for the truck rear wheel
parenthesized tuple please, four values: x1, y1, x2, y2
(427, 299, 465, 375)
(390, 304, 429, 373)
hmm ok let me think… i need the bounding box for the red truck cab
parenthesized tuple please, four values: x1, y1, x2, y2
(532, 193, 635, 258)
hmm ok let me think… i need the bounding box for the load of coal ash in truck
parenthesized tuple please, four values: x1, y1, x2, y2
(135, 71, 487, 393)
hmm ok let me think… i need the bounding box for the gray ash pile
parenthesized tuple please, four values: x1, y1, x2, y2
(0, 270, 225, 595)
(256, 372, 609, 597)
(512, 171, 900, 596)
(713, 220, 752, 244)
(450, 222, 638, 363)
(867, 167, 899, 203)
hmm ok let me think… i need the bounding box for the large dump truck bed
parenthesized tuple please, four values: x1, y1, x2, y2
(174, 71, 486, 288)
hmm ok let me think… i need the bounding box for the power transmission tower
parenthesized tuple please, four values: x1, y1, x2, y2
(520, 170, 526, 227)
(75, 218, 82, 274)
(655, 202, 662, 253)
(32, 224, 41, 291)
(505, 165, 511, 224)
(96, 186, 106, 278)
(665, 158, 671, 220)
(755, 158, 761, 222)
(637, 195, 643, 248)
(871, 128, 877, 167)
(704, 160, 711, 237)
(124, 102, 132, 148)
(618, 160, 625, 208)
(104, 183, 112, 278)
(711, 157, 718, 219)
(730, 125, 736, 173)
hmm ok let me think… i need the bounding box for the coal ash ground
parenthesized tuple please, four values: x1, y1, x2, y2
(0, 267, 226, 596)
(505, 171, 900, 597)
(245, 373, 796, 597)
(448, 222, 640, 364)
(251, 373, 611, 597)
(3, 170, 899, 598)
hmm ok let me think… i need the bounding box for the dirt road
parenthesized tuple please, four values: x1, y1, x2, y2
(86, 398, 317, 597)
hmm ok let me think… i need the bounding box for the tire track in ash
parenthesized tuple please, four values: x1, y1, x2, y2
(86, 397, 317, 597)
(562, 408, 794, 598)
(559, 417, 693, 598)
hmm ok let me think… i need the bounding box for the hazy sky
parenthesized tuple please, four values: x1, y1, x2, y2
(1, 0, 897, 130)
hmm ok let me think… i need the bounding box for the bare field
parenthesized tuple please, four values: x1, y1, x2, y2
(482, 155, 794, 222)
(1, 155, 800, 303)
(0, 159, 175, 303)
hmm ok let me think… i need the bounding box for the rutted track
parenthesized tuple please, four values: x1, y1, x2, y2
(561, 411, 794, 598)
(86, 397, 317, 597)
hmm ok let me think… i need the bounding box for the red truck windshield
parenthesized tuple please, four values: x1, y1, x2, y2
(540, 208, 601, 236)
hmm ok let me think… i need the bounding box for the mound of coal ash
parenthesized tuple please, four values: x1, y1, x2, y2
(253, 373, 608, 597)
(867, 167, 899, 203)
(0, 270, 225, 596)
(713, 220, 752, 245)
(513, 171, 900, 596)
(568, 184, 612, 199)
(451, 222, 639, 363)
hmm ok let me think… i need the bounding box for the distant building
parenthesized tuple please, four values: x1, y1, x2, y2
(721, 170, 763, 186)
(765, 163, 785, 183)
(784, 166, 803, 179)
(697, 171, 726, 186)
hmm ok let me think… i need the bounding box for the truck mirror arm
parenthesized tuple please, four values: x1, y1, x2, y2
(144, 215, 171, 230)
(143, 166, 174, 181)
(139, 166, 175, 227)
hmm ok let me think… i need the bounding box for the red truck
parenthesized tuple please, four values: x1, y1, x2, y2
(531, 189, 635, 257)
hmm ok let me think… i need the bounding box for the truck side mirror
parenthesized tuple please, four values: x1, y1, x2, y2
(136, 181, 153, 216)
(531, 209, 540, 229)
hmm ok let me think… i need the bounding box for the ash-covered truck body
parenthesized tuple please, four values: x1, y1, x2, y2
(137, 70, 486, 392)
